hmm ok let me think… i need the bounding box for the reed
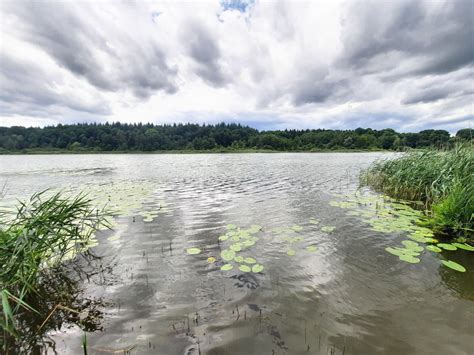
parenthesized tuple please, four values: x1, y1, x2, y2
(361, 145, 473, 238)
(0, 191, 107, 352)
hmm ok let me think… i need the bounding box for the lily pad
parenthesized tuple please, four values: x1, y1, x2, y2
(221, 264, 233, 271)
(306, 245, 318, 252)
(426, 245, 442, 253)
(230, 243, 242, 252)
(227, 224, 237, 230)
(287, 249, 296, 256)
(242, 240, 256, 247)
(321, 226, 335, 233)
(441, 260, 466, 272)
(385, 247, 420, 257)
(437, 243, 457, 251)
(291, 225, 303, 232)
(244, 257, 257, 264)
(239, 265, 251, 272)
(187, 247, 201, 255)
(399, 254, 420, 263)
(452, 243, 474, 251)
(401, 240, 424, 252)
(248, 225, 263, 234)
(234, 256, 244, 263)
(207, 257, 217, 263)
(221, 249, 236, 261)
(309, 219, 320, 225)
(231, 236, 241, 242)
(218, 235, 229, 241)
(252, 264, 264, 273)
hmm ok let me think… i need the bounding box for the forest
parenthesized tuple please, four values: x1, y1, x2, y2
(0, 123, 471, 152)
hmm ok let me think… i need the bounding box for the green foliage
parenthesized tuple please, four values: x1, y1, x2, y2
(361, 146, 474, 238)
(0, 123, 470, 152)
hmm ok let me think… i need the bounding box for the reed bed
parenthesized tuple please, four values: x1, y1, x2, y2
(361, 145, 473, 238)
(0, 191, 106, 353)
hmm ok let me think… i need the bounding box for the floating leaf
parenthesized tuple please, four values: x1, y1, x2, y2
(309, 219, 320, 225)
(234, 256, 244, 263)
(221, 264, 233, 271)
(291, 225, 303, 232)
(452, 243, 474, 251)
(306, 245, 318, 252)
(437, 243, 457, 251)
(321, 226, 335, 233)
(252, 264, 264, 273)
(399, 254, 420, 263)
(239, 265, 251, 272)
(231, 236, 240, 242)
(207, 257, 216, 263)
(385, 247, 419, 257)
(187, 247, 201, 255)
(287, 249, 296, 256)
(242, 240, 256, 247)
(441, 260, 466, 272)
(248, 225, 262, 234)
(426, 245, 442, 253)
(221, 249, 236, 261)
(401, 240, 424, 252)
(230, 243, 242, 252)
(227, 224, 237, 230)
(244, 257, 256, 264)
(218, 235, 229, 241)
(407, 234, 429, 243)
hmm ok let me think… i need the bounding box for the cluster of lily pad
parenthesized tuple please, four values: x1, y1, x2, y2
(186, 224, 265, 273)
(330, 192, 473, 272)
(139, 199, 172, 222)
(270, 220, 332, 256)
(218, 224, 265, 273)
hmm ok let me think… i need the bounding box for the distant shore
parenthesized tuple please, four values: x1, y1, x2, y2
(0, 148, 389, 155)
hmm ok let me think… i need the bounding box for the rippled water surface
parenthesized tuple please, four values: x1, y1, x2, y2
(1, 153, 473, 355)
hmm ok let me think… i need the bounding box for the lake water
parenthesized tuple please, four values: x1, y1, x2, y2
(0, 153, 473, 355)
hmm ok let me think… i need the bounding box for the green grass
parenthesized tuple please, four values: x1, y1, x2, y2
(0, 191, 107, 353)
(361, 145, 473, 239)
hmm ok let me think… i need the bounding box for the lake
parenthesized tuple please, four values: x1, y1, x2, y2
(0, 153, 473, 354)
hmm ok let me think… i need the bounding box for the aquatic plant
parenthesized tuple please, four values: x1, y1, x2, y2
(216, 224, 266, 273)
(186, 247, 202, 255)
(0, 191, 107, 352)
(361, 145, 473, 238)
(441, 260, 466, 272)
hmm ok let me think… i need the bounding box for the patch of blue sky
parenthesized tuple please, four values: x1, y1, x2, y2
(220, 0, 254, 13)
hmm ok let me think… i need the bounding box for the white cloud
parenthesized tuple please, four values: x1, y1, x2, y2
(0, 0, 472, 132)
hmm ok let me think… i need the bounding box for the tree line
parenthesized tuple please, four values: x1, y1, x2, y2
(0, 123, 472, 152)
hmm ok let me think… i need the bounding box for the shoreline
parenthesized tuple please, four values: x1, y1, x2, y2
(0, 148, 390, 155)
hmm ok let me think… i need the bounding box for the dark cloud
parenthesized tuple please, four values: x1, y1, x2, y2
(4, 1, 178, 98)
(183, 21, 229, 87)
(292, 77, 351, 106)
(0, 53, 110, 116)
(402, 87, 452, 105)
(341, 0, 474, 76)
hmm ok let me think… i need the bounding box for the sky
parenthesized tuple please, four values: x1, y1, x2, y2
(0, 0, 472, 132)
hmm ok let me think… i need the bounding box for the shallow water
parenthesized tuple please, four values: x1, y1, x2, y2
(1, 153, 473, 355)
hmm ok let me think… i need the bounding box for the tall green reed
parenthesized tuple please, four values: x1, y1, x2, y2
(361, 145, 473, 238)
(0, 191, 107, 353)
